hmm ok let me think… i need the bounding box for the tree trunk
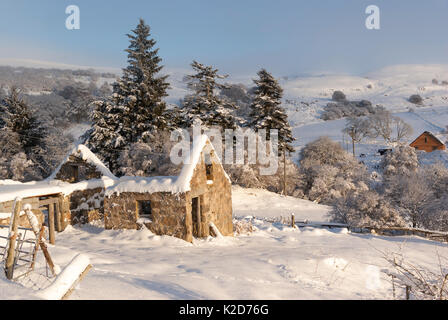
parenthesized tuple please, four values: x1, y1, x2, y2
(352, 138, 355, 157)
(283, 151, 287, 196)
(5, 199, 22, 280)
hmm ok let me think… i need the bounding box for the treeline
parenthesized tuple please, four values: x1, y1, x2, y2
(0, 66, 115, 93)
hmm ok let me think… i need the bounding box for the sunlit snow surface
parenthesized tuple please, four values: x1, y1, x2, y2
(1, 186, 447, 300)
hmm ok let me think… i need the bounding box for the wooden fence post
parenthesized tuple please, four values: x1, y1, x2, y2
(24, 207, 56, 276)
(391, 275, 396, 299)
(61, 264, 92, 300)
(5, 198, 22, 280)
(55, 202, 62, 233)
(48, 203, 55, 245)
(406, 285, 411, 300)
(291, 213, 295, 228)
(58, 196, 66, 231)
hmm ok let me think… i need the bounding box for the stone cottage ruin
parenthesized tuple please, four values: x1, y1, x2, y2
(104, 135, 233, 242)
(0, 135, 233, 243)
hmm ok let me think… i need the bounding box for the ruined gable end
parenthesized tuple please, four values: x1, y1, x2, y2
(50, 144, 116, 183)
(55, 155, 103, 183)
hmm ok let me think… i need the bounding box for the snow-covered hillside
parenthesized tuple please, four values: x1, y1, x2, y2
(1, 186, 447, 300)
(276, 65, 448, 166)
(232, 186, 331, 222)
(162, 63, 448, 164)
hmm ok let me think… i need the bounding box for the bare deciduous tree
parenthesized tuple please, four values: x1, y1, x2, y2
(383, 251, 448, 300)
(367, 107, 393, 142)
(342, 117, 371, 156)
(392, 117, 413, 143)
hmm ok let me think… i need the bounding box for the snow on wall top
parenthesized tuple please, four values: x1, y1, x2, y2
(0, 179, 28, 186)
(104, 176, 181, 196)
(48, 144, 116, 181)
(105, 134, 230, 196)
(0, 177, 116, 204)
(0, 135, 231, 203)
(176, 134, 211, 191)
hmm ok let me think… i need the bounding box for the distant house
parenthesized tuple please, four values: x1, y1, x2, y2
(409, 131, 446, 152)
(0, 135, 233, 243)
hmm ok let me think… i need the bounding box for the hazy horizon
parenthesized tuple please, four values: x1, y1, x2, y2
(1, 0, 448, 78)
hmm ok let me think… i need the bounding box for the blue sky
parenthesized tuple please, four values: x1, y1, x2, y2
(0, 0, 447, 76)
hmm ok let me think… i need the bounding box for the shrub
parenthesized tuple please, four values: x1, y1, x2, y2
(409, 94, 423, 105)
(233, 218, 256, 235)
(332, 90, 346, 102)
(331, 189, 405, 228)
(297, 136, 367, 203)
(321, 99, 374, 121)
(380, 145, 418, 178)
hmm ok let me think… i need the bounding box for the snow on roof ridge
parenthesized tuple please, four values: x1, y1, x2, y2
(0, 177, 116, 204)
(0, 135, 231, 202)
(105, 134, 231, 196)
(176, 134, 210, 191)
(47, 143, 117, 181)
(411, 131, 446, 146)
(105, 134, 210, 196)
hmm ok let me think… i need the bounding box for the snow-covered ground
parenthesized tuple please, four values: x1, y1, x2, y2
(2, 63, 448, 300)
(1, 186, 447, 300)
(232, 186, 331, 222)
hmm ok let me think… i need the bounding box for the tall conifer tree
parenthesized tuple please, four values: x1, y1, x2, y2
(88, 19, 170, 173)
(249, 69, 294, 154)
(181, 61, 238, 129)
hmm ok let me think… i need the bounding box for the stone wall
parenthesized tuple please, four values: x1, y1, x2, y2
(68, 188, 104, 224)
(0, 197, 40, 213)
(55, 155, 103, 183)
(103, 140, 233, 242)
(104, 192, 191, 242)
(188, 146, 233, 237)
(205, 157, 233, 236)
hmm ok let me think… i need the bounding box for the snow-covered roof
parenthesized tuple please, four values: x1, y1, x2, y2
(104, 176, 181, 196)
(48, 144, 116, 181)
(0, 135, 230, 203)
(410, 131, 445, 147)
(0, 177, 116, 204)
(105, 135, 229, 196)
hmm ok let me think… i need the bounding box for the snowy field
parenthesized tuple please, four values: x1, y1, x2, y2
(1, 186, 447, 300)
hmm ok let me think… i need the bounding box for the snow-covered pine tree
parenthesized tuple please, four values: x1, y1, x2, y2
(121, 19, 170, 140)
(87, 19, 170, 173)
(0, 87, 48, 180)
(87, 99, 126, 172)
(59, 84, 94, 123)
(249, 69, 294, 154)
(0, 87, 46, 153)
(181, 61, 238, 129)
